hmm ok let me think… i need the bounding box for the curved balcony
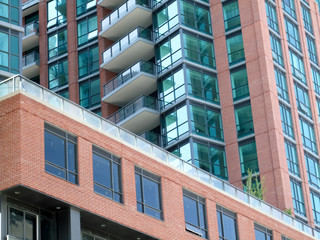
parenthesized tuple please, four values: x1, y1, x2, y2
(100, 0, 152, 40)
(22, 51, 39, 79)
(22, 22, 39, 51)
(101, 27, 154, 73)
(107, 95, 160, 134)
(102, 61, 156, 106)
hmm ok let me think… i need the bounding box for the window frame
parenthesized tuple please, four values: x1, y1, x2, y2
(48, 28, 68, 60)
(77, 14, 98, 46)
(217, 205, 239, 240)
(254, 223, 273, 240)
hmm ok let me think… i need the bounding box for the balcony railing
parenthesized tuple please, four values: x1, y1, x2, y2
(104, 61, 156, 96)
(140, 131, 163, 147)
(24, 21, 39, 36)
(102, 27, 153, 63)
(1, 75, 320, 240)
(23, 51, 39, 67)
(107, 95, 159, 124)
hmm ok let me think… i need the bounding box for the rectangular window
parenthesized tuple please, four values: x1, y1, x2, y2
(8, 207, 37, 239)
(281, 236, 292, 240)
(285, 140, 300, 177)
(0, 0, 19, 25)
(217, 205, 238, 240)
(254, 223, 273, 240)
(300, 117, 317, 154)
(44, 123, 78, 184)
(77, 15, 98, 46)
(294, 83, 312, 118)
(289, 50, 306, 84)
(57, 88, 69, 99)
(312, 67, 320, 95)
(223, 0, 241, 31)
(48, 59, 68, 90)
(301, 4, 313, 34)
(279, 103, 294, 139)
(48, 28, 68, 59)
(282, 0, 296, 19)
(78, 45, 99, 78)
(270, 33, 284, 66)
(235, 103, 254, 138)
(92, 145, 122, 203)
(275, 68, 289, 102)
(76, 0, 96, 16)
(154, 1, 179, 38)
(306, 35, 318, 65)
(317, 98, 320, 123)
(265, 1, 279, 33)
(183, 189, 207, 239)
(230, 67, 249, 101)
(290, 178, 306, 217)
(135, 166, 163, 220)
(305, 153, 320, 190)
(310, 191, 320, 225)
(79, 78, 100, 109)
(239, 141, 259, 176)
(226, 32, 245, 65)
(0, 31, 19, 74)
(47, 0, 67, 28)
(284, 18, 301, 51)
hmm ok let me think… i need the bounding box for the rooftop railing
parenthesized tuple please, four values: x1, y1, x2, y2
(0, 75, 319, 239)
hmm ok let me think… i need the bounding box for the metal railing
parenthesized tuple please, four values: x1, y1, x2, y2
(23, 51, 39, 67)
(103, 61, 156, 96)
(1, 75, 320, 239)
(24, 21, 39, 36)
(102, 27, 153, 63)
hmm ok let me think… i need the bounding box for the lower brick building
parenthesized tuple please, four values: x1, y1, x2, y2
(1, 75, 320, 239)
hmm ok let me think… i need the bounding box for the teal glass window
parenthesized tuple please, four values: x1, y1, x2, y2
(294, 83, 312, 119)
(57, 88, 69, 99)
(310, 191, 320, 225)
(48, 59, 68, 90)
(239, 141, 259, 176)
(289, 49, 306, 84)
(301, 4, 313, 34)
(186, 68, 219, 104)
(217, 205, 238, 240)
(254, 224, 273, 240)
(290, 178, 306, 217)
(180, 0, 212, 35)
(79, 78, 100, 109)
(78, 45, 99, 78)
(159, 68, 185, 108)
(279, 103, 294, 139)
(171, 141, 192, 162)
(305, 153, 320, 190)
(226, 33, 245, 65)
(92, 108, 101, 116)
(77, 15, 98, 46)
(306, 35, 318, 65)
(183, 33, 216, 69)
(265, 1, 279, 33)
(48, 29, 68, 59)
(270, 34, 284, 66)
(317, 99, 320, 124)
(223, 0, 240, 31)
(230, 68, 249, 101)
(282, 0, 296, 19)
(285, 140, 300, 177)
(275, 68, 289, 102)
(0, 0, 19, 26)
(299, 117, 317, 154)
(284, 18, 301, 51)
(0, 31, 19, 74)
(190, 105, 224, 141)
(154, 1, 178, 38)
(312, 67, 320, 95)
(47, 0, 67, 28)
(234, 104, 254, 138)
(76, 0, 96, 16)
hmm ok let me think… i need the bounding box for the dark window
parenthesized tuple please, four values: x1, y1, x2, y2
(254, 223, 273, 240)
(222, 0, 240, 31)
(183, 189, 207, 239)
(47, 0, 67, 28)
(48, 28, 68, 59)
(79, 77, 100, 109)
(77, 0, 96, 16)
(217, 205, 238, 240)
(135, 166, 163, 220)
(44, 123, 78, 184)
(92, 145, 122, 203)
(290, 178, 306, 217)
(78, 45, 99, 78)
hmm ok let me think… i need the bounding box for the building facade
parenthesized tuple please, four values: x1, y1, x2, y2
(18, 0, 320, 233)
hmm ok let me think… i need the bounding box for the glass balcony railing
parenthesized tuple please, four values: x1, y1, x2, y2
(1, 75, 320, 240)
(24, 21, 39, 36)
(101, 0, 151, 32)
(103, 61, 156, 96)
(140, 131, 163, 147)
(23, 51, 39, 67)
(107, 95, 159, 124)
(102, 27, 153, 64)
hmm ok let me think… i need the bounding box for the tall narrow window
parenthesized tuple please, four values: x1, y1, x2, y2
(282, 0, 296, 19)
(301, 4, 313, 34)
(270, 34, 284, 66)
(48, 59, 68, 90)
(230, 67, 249, 101)
(48, 29, 68, 59)
(234, 103, 254, 138)
(279, 103, 294, 139)
(223, 1, 240, 31)
(312, 67, 320, 95)
(135, 166, 163, 220)
(239, 141, 259, 176)
(226, 33, 245, 65)
(289, 50, 306, 84)
(47, 0, 67, 28)
(183, 189, 207, 239)
(265, 1, 279, 33)
(284, 18, 301, 51)
(217, 205, 238, 240)
(295, 83, 312, 119)
(254, 223, 273, 240)
(305, 153, 320, 190)
(78, 45, 99, 78)
(299, 117, 317, 154)
(77, 15, 98, 46)
(310, 191, 320, 225)
(290, 178, 306, 217)
(306, 35, 318, 65)
(275, 68, 289, 102)
(285, 140, 300, 177)
(44, 123, 78, 184)
(79, 78, 100, 109)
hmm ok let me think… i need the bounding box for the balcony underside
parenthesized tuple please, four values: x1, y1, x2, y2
(103, 74, 157, 106)
(22, 33, 39, 51)
(97, 0, 127, 9)
(22, 62, 39, 79)
(22, 1, 39, 17)
(119, 109, 160, 134)
(101, 41, 154, 73)
(100, 8, 152, 41)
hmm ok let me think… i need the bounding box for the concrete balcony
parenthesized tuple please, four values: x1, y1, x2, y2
(22, 51, 39, 79)
(102, 61, 157, 106)
(22, 0, 39, 17)
(22, 22, 39, 51)
(107, 96, 160, 134)
(101, 27, 154, 73)
(100, 0, 152, 40)
(97, 0, 127, 10)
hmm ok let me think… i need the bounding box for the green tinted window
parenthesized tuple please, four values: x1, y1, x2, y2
(223, 1, 240, 31)
(234, 104, 254, 138)
(239, 141, 259, 176)
(78, 45, 99, 78)
(79, 78, 100, 109)
(48, 29, 68, 59)
(226, 33, 245, 65)
(48, 59, 68, 90)
(77, 15, 98, 46)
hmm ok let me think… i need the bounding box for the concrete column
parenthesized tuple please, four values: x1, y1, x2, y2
(69, 207, 81, 240)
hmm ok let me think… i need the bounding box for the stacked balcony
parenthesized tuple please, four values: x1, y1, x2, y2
(22, 21, 39, 51)
(22, 51, 39, 79)
(22, 0, 39, 17)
